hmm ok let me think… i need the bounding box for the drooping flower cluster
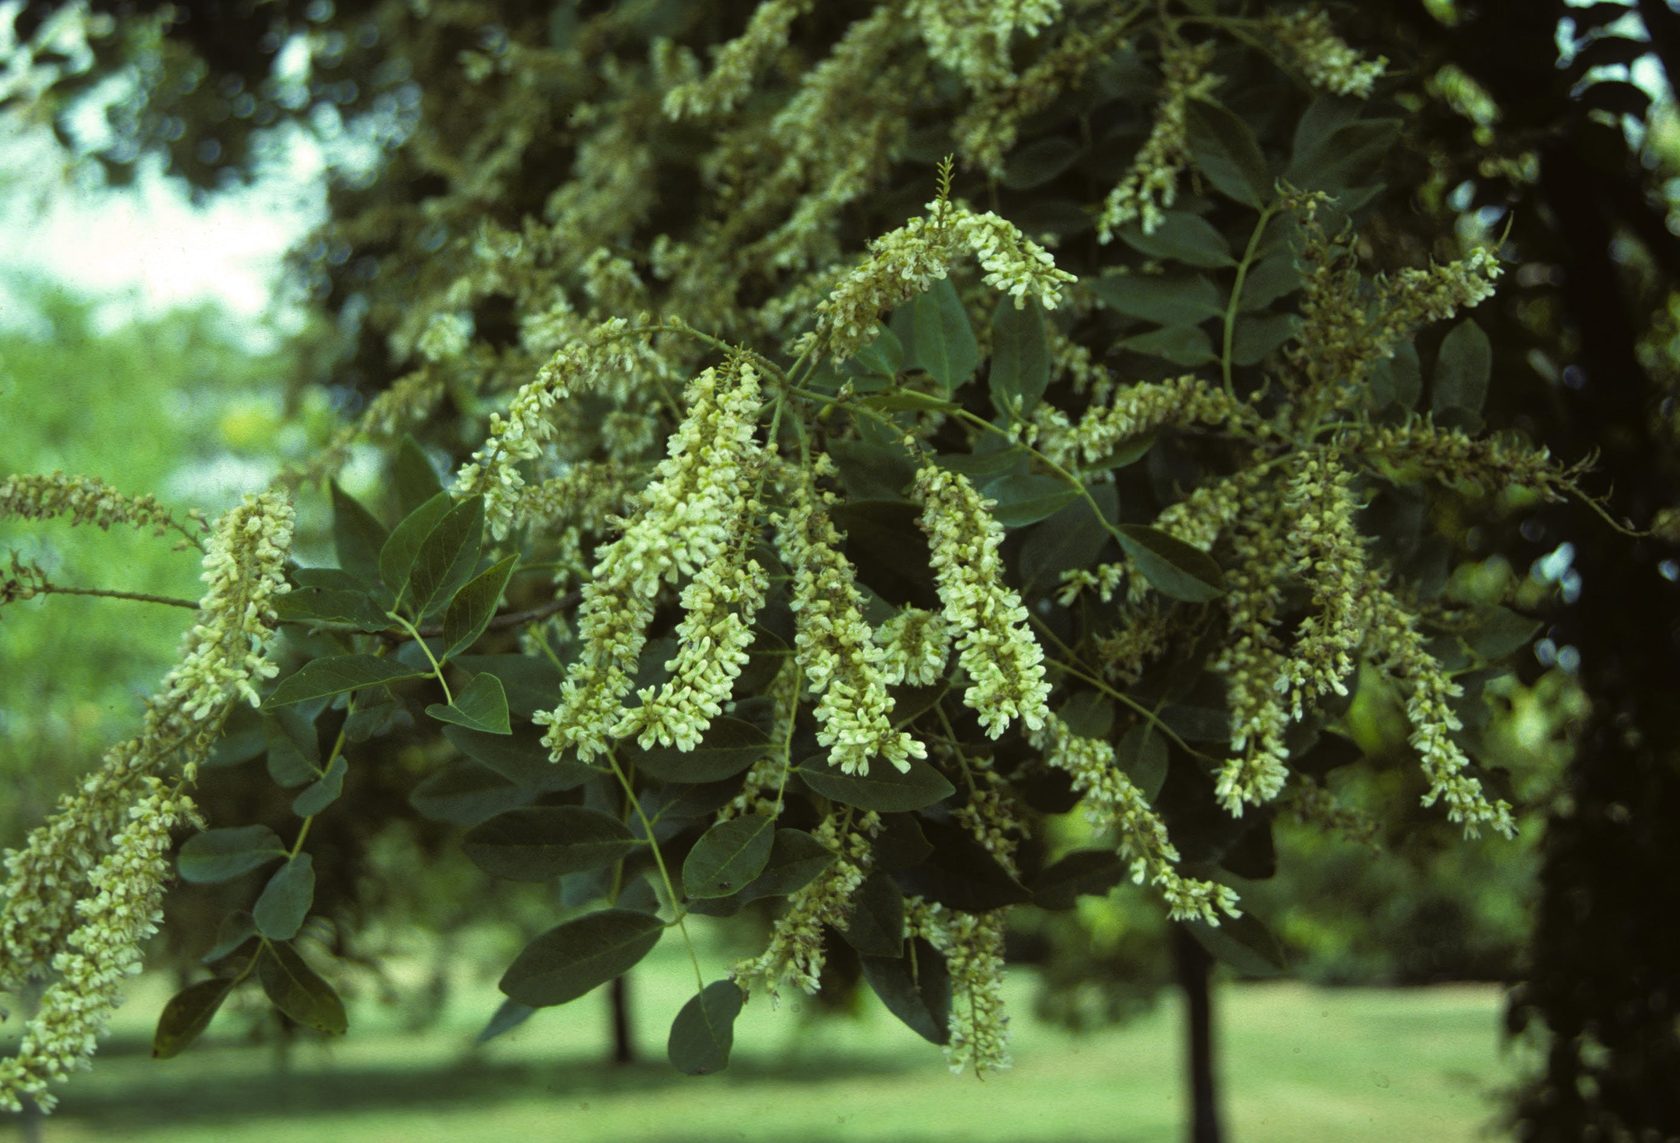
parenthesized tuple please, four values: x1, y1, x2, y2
(663, 0, 816, 120)
(909, 0, 1064, 93)
(732, 813, 874, 998)
(1264, 7, 1387, 98)
(1036, 374, 1259, 469)
(1210, 518, 1295, 816)
(1097, 39, 1217, 239)
(914, 462, 1051, 738)
(907, 898, 1013, 1074)
(1031, 714, 1241, 924)
(0, 471, 203, 546)
(800, 197, 1075, 361)
(537, 361, 764, 763)
(779, 479, 926, 775)
(0, 783, 198, 1113)
(1277, 452, 1369, 719)
(874, 606, 952, 687)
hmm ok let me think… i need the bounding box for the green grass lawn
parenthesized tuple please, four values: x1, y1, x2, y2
(5, 936, 1528, 1143)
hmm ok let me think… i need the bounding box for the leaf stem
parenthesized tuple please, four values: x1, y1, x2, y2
(390, 612, 453, 705)
(1222, 200, 1280, 396)
(605, 749, 706, 993)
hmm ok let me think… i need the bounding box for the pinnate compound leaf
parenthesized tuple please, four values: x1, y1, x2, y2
(329, 481, 388, 585)
(258, 941, 348, 1034)
(378, 491, 452, 601)
(405, 494, 485, 618)
(1185, 98, 1271, 208)
(153, 978, 236, 1059)
(1117, 525, 1226, 602)
(668, 981, 745, 1075)
(861, 938, 951, 1045)
(178, 826, 287, 884)
(291, 755, 349, 817)
(442, 554, 518, 659)
(988, 298, 1050, 418)
(426, 672, 512, 735)
(909, 277, 980, 394)
(463, 806, 638, 881)
(265, 655, 429, 709)
(683, 813, 776, 900)
(796, 755, 955, 812)
(253, 853, 315, 941)
(499, 910, 664, 1007)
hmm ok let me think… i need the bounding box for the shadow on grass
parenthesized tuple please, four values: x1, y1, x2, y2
(47, 1041, 940, 1131)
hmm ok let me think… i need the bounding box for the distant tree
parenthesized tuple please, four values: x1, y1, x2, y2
(3, 3, 1676, 1141)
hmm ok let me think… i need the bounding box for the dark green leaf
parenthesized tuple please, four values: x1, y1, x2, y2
(264, 708, 321, 788)
(858, 389, 961, 414)
(988, 299, 1050, 418)
(848, 323, 905, 377)
(455, 654, 564, 718)
(829, 500, 939, 610)
(291, 755, 348, 817)
(1088, 272, 1223, 325)
(796, 754, 955, 812)
(1465, 606, 1543, 660)
(265, 655, 429, 709)
(253, 854, 314, 941)
(935, 445, 1032, 483)
(1229, 313, 1298, 367)
(1371, 340, 1423, 412)
(330, 481, 388, 585)
(1021, 484, 1117, 591)
(1032, 850, 1128, 910)
(444, 724, 597, 792)
(393, 434, 444, 515)
(872, 813, 934, 869)
(1432, 319, 1492, 421)
(683, 813, 776, 899)
(476, 997, 536, 1044)
(1239, 252, 1301, 311)
(499, 910, 664, 1007)
(1287, 105, 1400, 192)
(841, 873, 904, 957)
(1120, 212, 1234, 267)
(378, 491, 453, 602)
(908, 277, 979, 394)
(274, 583, 390, 631)
(1059, 690, 1115, 739)
(1001, 136, 1083, 190)
(426, 671, 512, 735)
(736, 829, 836, 902)
(408, 758, 533, 826)
(667, 981, 745, 1075)
(892, 818, 1032, 910)
(1184, 912, 1288, 977)
(861, 939, 950, 1045)
(206, 707, 267, 770)
(1116, 325, 1218, 367)
(1185, 98, 1270, 207)
(201, 911, 259, 966)
(1085, 432, 1158, 472)
(983, 472, 1080, 528)
(405, 495, 485, 619)
(178, 826, 287, 884)
(634, 717, 769, 782)
(828, 436, 919, 501)
(1117, 525, 1226, 602)
(258, 941, 348, 1034)
(442, 555, 518, 660)
(464, 806, 638, 881)
(153, 978, 235, 1059)
(1119, 721, 1169, 801)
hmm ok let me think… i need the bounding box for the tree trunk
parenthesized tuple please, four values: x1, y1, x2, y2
(1174, 925, 1223, 1143)
(609, 973, 635, 1065)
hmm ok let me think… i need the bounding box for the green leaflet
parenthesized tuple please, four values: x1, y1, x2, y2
(265, 655, 430, 709)
(425, 671, 512, 735)
(258, 941, 348, 1034)
(463, 806, 639, 881)
(683, 813, 776, 899)
(499, 910, 664, 1007)
(152, 978, 236, 1059)
(667, 981, 745, 1076)
(988, 298, 1050, 418)
(177, 826, 287, 884)
(253, 853, 315, 941)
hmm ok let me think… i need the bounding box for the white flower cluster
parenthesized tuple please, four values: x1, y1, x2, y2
(802, 199, 1075, 362)
(537, 361, 764, 763)
(1097, 40, 1217, 239)
(907, 898, 1013, 1074)
(1277, 453, 1368, 719)
(1265, 8, 1387, 99)
(455, 316, 643, 538)
(164, 491, 296, 718)
(1037, 374, 1255, 468)
(874, 606, 952, 686)
(1366, 582, 1516, 839)
(617, 532, 769, 752)
(914, 463, 1051, 737)
(1211, 519, 1293, 816)
(0, 783, 197, 1113)
(733, 813, 874, 998)
(779, 484, 926, 775)
(951, 758, 1025, 874)
(1031, 714, 1241, 924)
(910, 0, 1064, 92)
(663, 0, 816, 120)
(0, 471, 202, 544)
(416, 311, 473, 363)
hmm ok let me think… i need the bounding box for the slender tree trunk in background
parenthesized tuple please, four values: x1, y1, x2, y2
(609, 974, 635, 1065)
(1174, 926, 1223, 1143)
